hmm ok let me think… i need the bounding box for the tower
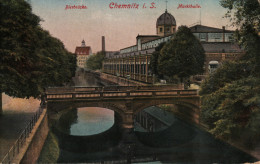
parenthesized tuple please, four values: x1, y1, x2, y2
(81, 40, 86, 47)
(102, 36, 105, 52)
(156, 10, 177, 36)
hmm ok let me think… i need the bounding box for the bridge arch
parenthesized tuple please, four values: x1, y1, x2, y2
(71, 101, 126, 121)
(133, 98, 200, 124)
(134, 100, 199, 115)
(47, 101, 127, 125)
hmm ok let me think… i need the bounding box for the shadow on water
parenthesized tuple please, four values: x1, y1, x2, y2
(135, 117, 196, 148)
(53, 109, 257, 163)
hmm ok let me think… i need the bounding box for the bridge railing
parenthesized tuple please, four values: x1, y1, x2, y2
(46, 85, 184, 94)
(1, 107, 44, 164)
(46, 89, 198, 100)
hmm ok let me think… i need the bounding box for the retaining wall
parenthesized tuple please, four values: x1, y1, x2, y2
(14, 109, 49, 164)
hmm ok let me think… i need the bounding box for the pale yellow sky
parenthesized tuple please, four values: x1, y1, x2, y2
(30, 0, 232, 53)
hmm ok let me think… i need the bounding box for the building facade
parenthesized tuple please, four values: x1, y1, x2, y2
(102, 10, 243, 83)
(75, 40, 92, 68)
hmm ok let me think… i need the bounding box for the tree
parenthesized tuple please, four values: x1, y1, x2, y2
(220, 0, 260, 30)
(158, 26, 205, 82)
(200, 0, 260, 144)
(220, 0, 260, 73)
(150, 42, 165, 78)
(86, 51, 105, 70)
(0, 0, 76, 115)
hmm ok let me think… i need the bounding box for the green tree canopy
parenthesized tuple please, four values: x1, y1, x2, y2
(0, 0, 76, 114)
(150, 42, 165, 78)
(86, 51, 105, 70)
(158, 26, 205, 81)
(220, 0, 260, 29)
(200, 0, 260, 145)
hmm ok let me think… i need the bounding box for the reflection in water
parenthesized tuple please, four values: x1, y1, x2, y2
(39, 71, 258, 163)
(135, 106, 175, 132)
(70, 107, 114, 136)
(72, 69, 105, 87)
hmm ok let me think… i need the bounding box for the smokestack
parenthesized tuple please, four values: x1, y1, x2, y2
(102, 36, 105, 52)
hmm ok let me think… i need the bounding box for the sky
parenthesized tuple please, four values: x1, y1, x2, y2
(29, 0, 232, 53)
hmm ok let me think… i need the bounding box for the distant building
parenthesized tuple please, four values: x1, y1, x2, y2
(102, 10, 244, 83)
(75, 40, 92, 68)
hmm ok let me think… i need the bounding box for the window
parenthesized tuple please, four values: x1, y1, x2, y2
(160, 28, 163, 32)
(208, 33, 223, 42)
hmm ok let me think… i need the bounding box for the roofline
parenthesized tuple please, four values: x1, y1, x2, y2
(136, 35, 160, 38)
(75, 46, 91, 48)
(120, 45, 137, 51)
(190, 24, 234, 32)
(142, 33, 174, 44)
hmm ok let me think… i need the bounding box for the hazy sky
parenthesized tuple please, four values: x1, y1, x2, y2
(30, 0, 232, 53)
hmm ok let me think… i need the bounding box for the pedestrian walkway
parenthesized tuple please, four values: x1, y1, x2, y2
(0, 94, 40, 161)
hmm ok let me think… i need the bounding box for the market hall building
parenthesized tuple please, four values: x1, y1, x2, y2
(102, 10, 243, 84)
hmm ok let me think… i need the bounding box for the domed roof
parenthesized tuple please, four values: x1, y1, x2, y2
(156, 10, 176, 27)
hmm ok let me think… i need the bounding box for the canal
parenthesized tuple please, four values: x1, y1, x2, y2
(38, 70, 258, 163)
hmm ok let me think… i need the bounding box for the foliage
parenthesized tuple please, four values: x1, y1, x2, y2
(220, 0, 260, 30)
(200, 0, 260, 143)
(86, 51, 105, 70)
(150, 42, 165, 77)
(200, 60, 252, 95)
(201, 76, 260, 139)
(0, 0, 76, 112)
(220, 0, 260, 74)
(158, 26, 205, 81)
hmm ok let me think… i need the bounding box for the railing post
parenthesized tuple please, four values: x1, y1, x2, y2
(13, 146, 15, 157)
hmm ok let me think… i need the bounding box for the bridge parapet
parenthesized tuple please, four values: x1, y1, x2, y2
(46, 89, 198, 100)
(46, 85, 184, 94)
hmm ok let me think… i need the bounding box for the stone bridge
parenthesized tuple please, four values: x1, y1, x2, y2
(45, 85, 200, 129)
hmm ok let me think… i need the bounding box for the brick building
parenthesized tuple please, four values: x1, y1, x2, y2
(75, 40, 92, 68)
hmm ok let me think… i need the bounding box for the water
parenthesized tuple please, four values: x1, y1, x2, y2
(70, 107, 114, 136)
(38, 71, 258, 163)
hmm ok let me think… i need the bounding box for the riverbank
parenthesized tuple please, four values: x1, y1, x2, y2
(0, 94, 40, 161)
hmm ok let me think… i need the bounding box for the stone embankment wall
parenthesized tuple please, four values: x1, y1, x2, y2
(14, 109, 49, 164)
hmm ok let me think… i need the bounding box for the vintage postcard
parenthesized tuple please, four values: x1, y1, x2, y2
(1, 0, 260, 163)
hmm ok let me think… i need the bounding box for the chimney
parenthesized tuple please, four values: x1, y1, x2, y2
(102, 36, 105, 52)
(222, 26, 225, 42)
